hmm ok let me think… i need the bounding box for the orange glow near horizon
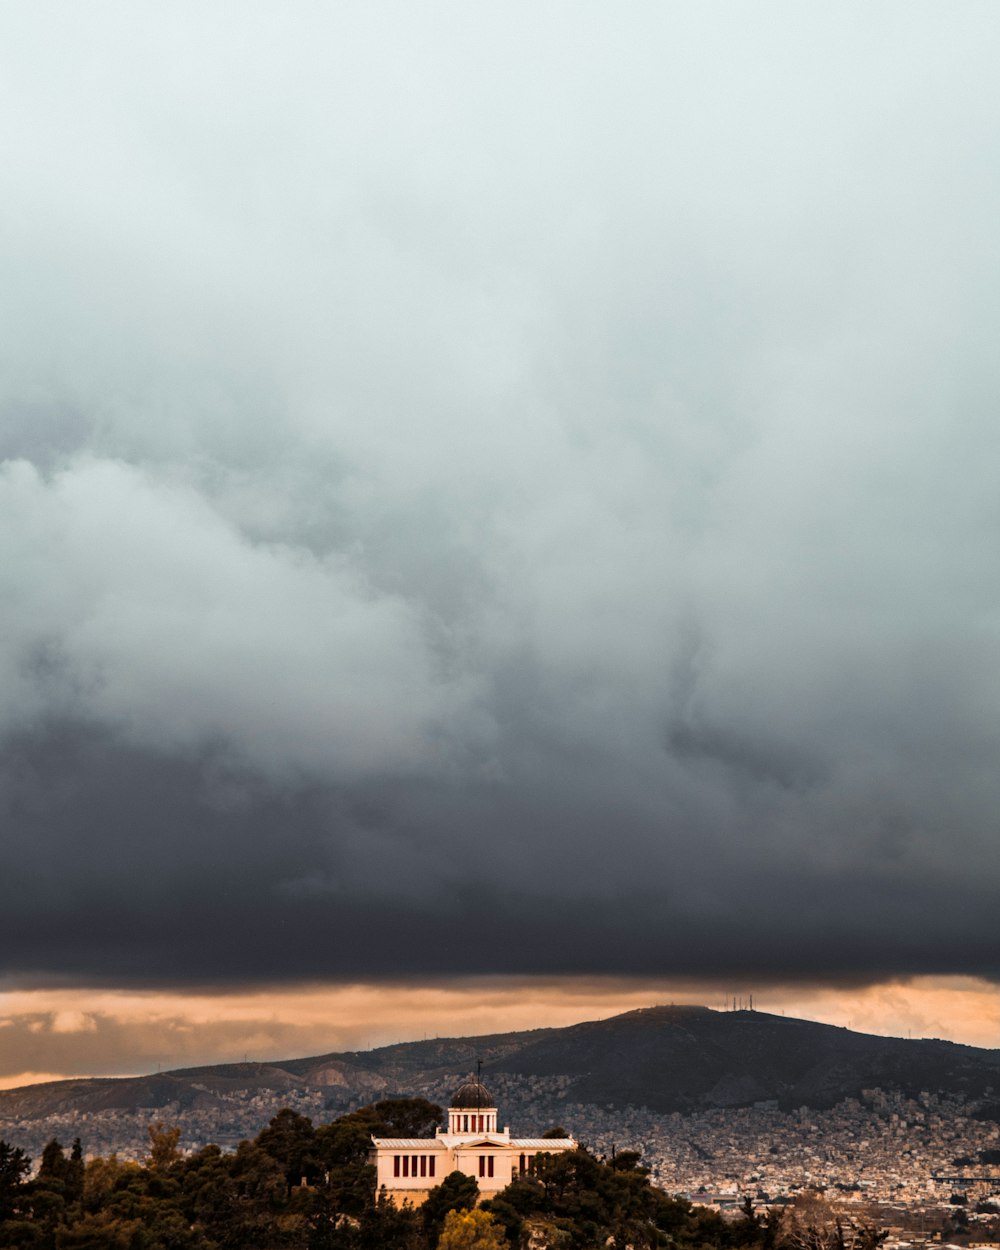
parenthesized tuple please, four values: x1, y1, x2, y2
(1, 975, 998, 1091)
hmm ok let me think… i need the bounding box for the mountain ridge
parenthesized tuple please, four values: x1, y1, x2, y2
(3, 1005, 999, 1122)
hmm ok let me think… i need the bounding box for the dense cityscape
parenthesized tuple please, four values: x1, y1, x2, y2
(5, 1015, 1000, 1245)
(6, 1070, 1000, 1216)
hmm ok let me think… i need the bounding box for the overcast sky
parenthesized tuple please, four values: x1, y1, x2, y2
(3, 3, 1000, 1077)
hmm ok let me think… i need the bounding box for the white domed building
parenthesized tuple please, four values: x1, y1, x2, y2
(370, 1075, 576, 1206)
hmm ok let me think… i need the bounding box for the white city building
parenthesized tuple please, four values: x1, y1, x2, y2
(370, 1075, 576, 1206)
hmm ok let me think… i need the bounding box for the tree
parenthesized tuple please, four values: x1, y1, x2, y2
(52, 1210, 146, 1249)
(479, 1197, 523, 1249)
(852, 1223, 889, 1250)
(438, 1207, 510, 1250)
(363, 1098, 443, 1139)
(608, 1149, 647, 1174)
(256, 1107, 321, 1189)
(146, 1121, 182, 1171)
(312, 1098, 447, 1226)
(484, 1144, 716, 1250)
(776, 1194, 887, 1250)
(173, 1142, 244, 1243)
(316, 1130, 377, 1216)
(81, 1153, 139, 1209)
(422, 1170, 480, 1244)
(0, 1139, 31, 1218)
(38, 1138, 70, 1186)
(67, 1138, 85, 1202)
(230, 1139, 288, 1206)
(354, 1190, 423, 1250)
(735, 1194, 764, 1244)
(0, 1222, 44, 1248)
(327, 1097, 443, 1142)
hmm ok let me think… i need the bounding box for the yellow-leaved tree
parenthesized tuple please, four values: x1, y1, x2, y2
(146, 1121, 182, 1170)
(438, 1206, 510, 1250)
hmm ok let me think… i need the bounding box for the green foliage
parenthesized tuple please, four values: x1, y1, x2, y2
(0, 1219, 44, 1247)
(0, 1140, 31, 1223)
(355, 1191, 424, 1250)
(147, 1121, 183, 1171)
(82, 1153, 138, 1208)
(359, 1099, 443, 1139)
(0, 1140, 30, 1188)
(477, 1197, 522, 1248)
(231, 1138, 288, 1204)
(438, 1207, 509, 1250)
(256, 1108, 322, 1189)
(322, 1098, 443, 1144)
(39, 1138, 69, 1183)
(67, 1139, 85, 1203)
(608, 1149, 647, 1173)
(421, 1169, 480, 1243)
(481, 1146, 732, 1250)
(0, 1102, 780, 1250)
(172, 1143, 246, 1244)
(53, 1209, 147, 1248)
(311, 1099, 442, 1224)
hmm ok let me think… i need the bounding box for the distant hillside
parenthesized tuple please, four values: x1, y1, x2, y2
(486, 1005, 1000, 1112)
(3, 1006, 1000, 1122)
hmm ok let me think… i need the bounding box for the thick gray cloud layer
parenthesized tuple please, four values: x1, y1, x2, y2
(2, 3, 1000, 989)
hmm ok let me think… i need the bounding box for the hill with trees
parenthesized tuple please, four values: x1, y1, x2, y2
(0, 1095, 892, 1249)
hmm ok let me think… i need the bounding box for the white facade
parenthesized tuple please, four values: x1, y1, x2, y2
(370, 1077, 575, 1207)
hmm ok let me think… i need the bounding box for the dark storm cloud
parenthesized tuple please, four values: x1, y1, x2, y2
(2, 717, 998, 988)
(2, 3, 1000, 990)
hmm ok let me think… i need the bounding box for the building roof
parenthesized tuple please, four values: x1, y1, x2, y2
(371, 1136, 576, 1150)
(450, 1076, 494, 1108)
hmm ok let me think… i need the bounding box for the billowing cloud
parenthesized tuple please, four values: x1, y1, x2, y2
(1, 4, 1000, 1000)
(0, 457, 485, 778)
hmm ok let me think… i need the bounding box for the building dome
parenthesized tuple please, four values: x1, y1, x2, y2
(450, 1076, 494, 1108)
